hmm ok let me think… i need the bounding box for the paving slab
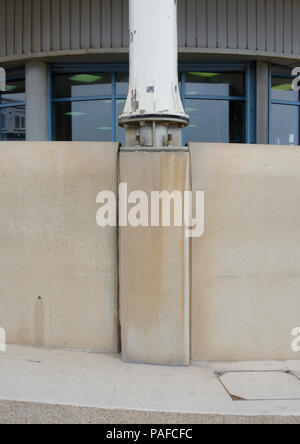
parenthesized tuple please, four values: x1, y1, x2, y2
(219, 371, 300, 401)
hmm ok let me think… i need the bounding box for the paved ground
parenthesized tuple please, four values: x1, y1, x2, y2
(0, 345, 300, 424)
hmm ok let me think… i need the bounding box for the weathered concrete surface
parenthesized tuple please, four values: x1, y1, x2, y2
(190, 143, 300, 361)
(0, 346, 300, 424)
(0, 142, 119, 352)
(2, 140, 300, 363)
(119, 148, 190, 366)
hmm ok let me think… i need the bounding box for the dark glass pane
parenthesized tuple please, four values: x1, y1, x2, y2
(271, 76, 299, 101)
(116, 99, 126, 146)
(185, 72, 245, 97)
(0, 106, 26, 141)
(185, 99, 245, 143)
(0, 79, 25, 104)
(54, 73, 111, 98)
(178, 72, 182, 96)
(116, 73, 129, 96)
(55, 100, 112, 141)
(271, 104, 299, 145)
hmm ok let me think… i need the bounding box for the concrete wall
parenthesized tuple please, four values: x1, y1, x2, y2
(1, 140, 300, 361)
(0, 142, 119, 352)
(190, 142, 300, 361)
(1, 0, 300, 63)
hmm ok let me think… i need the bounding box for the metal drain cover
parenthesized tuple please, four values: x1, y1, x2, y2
(219, 371, 300, 401)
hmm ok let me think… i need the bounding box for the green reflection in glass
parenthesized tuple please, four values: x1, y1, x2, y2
(188, 72, 221, 78)
(5, 85, 18, 92)
(272, 83, 293, 91)
(70, 74, 103, 84)
(64, 111, 87, 116)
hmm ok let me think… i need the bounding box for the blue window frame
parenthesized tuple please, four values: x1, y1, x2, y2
(51, 65, 128, 144)
(0, 69, 26, 141)
(180, 62, 256, 145)
(269, 66, 300, 146)
(51, 62, 256, 145)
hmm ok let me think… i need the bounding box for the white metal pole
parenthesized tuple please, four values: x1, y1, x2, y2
(119, 0, 189, 147)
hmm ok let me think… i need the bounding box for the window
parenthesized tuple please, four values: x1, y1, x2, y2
(180, 67, 253, 144)
(15, 115, 21, 129)
(270, 69, 300, 146)
(52, 63, 254, 145)
(52, 69, 128, 145)
(0, 72, 26, 141)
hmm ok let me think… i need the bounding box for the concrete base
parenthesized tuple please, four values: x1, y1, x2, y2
(0, 346, 300, 424)
(119, 148, 190, 366)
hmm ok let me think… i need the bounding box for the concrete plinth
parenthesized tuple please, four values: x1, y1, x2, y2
(119, 148, 191, 366)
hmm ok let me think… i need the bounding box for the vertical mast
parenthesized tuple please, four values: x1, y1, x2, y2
(119, 0, 189, 147)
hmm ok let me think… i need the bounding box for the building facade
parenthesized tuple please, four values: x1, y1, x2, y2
(0, 0, 300, 146)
